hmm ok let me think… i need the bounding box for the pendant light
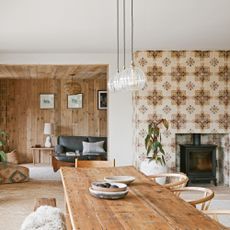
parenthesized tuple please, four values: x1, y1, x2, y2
(108, 0, 146, 92)
(120, 0, 146, 91)
(108, 0, 120, 92)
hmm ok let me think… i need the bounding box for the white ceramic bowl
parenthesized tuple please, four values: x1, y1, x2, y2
(104, 176, 135, 185)
(89, 187, 128, 200)
(91, 181, 127, 192)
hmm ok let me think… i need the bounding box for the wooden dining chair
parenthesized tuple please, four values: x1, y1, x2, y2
(172, 187, 214, 210)
(75, 159, 115, 168)
(148, 173, 189, 190)
(202, 210, 230, 227)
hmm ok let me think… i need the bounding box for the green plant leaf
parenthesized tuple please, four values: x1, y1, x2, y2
(146, 144, 152, 155)
(144, 119, 168, 166)
(162, 156, 166, 165)
(145, 134, 151, 148)
(156, 156, 163, 165)
(162, 119, 169, 129)
(148, 124, 153, 134)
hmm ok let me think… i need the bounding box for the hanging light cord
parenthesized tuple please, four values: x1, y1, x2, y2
(117, 0, 120, 73)
(123, 0, 126, 69)
(131, 0, 134, 64)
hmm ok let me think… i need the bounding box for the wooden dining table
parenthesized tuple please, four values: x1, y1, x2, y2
(60, 166, 226, 230)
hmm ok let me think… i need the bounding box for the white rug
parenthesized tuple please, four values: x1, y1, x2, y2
(20, 205, 66, 230)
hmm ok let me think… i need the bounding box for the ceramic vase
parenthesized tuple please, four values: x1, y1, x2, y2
(140, 158, 167, 184)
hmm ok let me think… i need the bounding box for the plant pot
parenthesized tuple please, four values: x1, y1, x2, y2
(140, 159, 167, 184)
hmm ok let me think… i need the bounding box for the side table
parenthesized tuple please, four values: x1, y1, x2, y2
(31, 147, 55, 165)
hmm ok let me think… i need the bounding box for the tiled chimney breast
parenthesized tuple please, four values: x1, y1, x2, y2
(133, 51, 230, 186)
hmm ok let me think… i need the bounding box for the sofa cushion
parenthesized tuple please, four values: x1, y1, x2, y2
(88, 136, 107, 152)
(58, 136, 88, 152)
(82, 141, 105, 155)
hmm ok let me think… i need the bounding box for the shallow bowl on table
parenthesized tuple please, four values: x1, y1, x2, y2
(104, 176, 135, 185)
(89, 187, 128, 200)
(91, 181, 127, 192)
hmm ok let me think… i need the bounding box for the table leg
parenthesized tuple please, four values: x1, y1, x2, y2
(39, 150, 41, 164)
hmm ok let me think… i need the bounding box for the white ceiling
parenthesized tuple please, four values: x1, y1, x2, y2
(0, 0, 230, 53)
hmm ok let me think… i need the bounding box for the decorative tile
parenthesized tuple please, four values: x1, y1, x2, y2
(194, 66, 211, 82)
(147, 65, 163, 82)
(146, 90, 163, 106)
(171, 65, 187, 82)
(218, 65, 229, 83)
(171, 89, 187, 106)
(186, 57, 195, 67)
(194, 89, 211, 106)
(218, 90, 230, 106)
(210, 81, 219, 91)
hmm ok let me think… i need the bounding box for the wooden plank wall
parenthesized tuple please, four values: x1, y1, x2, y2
(0, 78, 107, 163)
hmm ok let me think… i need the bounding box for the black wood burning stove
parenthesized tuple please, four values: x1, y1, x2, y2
(180, 134, 217, 185)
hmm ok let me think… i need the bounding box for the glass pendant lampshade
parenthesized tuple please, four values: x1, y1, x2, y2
(120, 62, 146, 90)
(108, 0, 146, 92)
(108, 71, 121, 92)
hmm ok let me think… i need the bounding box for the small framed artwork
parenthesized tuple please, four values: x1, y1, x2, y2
(98, 90, 107, 110)
(67, 94, 83, 109)
(40, 94, 54, 109)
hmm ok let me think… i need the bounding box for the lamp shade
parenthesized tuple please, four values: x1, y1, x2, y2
(44, 123, 53, 135)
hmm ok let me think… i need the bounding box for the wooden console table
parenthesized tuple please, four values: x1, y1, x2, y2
(31, 147, 54, 165)
(61, 166, 225, 230)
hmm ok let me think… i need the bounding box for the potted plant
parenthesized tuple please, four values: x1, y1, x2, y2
(140, 119, 169, 177)
(0, 130, 8, 162)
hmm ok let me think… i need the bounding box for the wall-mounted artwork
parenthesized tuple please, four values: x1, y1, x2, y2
(98, 90, 107, 110)
(67, 94, 83, 109)
(40, 94, 54, 109)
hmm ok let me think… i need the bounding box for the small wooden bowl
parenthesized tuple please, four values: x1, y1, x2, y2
(91, 181, 127, 192)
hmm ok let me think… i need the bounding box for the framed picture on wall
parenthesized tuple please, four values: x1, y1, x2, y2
(67, 94, 83, 109)
(98, 90, 107, 110)
(40, 94, 54, 109)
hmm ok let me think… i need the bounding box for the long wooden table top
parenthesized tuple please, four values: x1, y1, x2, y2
(60, 166, 226, 230)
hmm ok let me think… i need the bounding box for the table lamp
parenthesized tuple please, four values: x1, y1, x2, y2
(44, 123, 53, 148)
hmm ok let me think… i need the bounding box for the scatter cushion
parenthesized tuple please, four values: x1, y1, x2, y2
(6, 149, 18, 164)
(20, 205, 66, 230)
(82, 141, 105, 155)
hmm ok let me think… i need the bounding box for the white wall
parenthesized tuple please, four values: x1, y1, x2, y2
(0, 53, 134, 166)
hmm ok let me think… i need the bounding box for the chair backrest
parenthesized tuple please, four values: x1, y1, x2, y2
(75, 159, 115, 168)
(202, 210, 230, 227)
(148, 173, 189, 190)
(173, 187, 214, 210)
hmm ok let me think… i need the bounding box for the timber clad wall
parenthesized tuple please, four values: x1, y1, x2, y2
(0, 78, 107, 163)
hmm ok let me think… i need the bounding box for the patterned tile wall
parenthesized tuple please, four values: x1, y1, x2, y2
(133, 51, 230, 185)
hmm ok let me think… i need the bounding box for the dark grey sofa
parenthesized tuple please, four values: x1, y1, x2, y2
(53, 136, 107, 168)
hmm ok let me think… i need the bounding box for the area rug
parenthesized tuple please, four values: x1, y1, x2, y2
(0, 181, 64, 230)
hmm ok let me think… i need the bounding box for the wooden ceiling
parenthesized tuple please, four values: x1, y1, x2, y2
(0, 64, 108, 80)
